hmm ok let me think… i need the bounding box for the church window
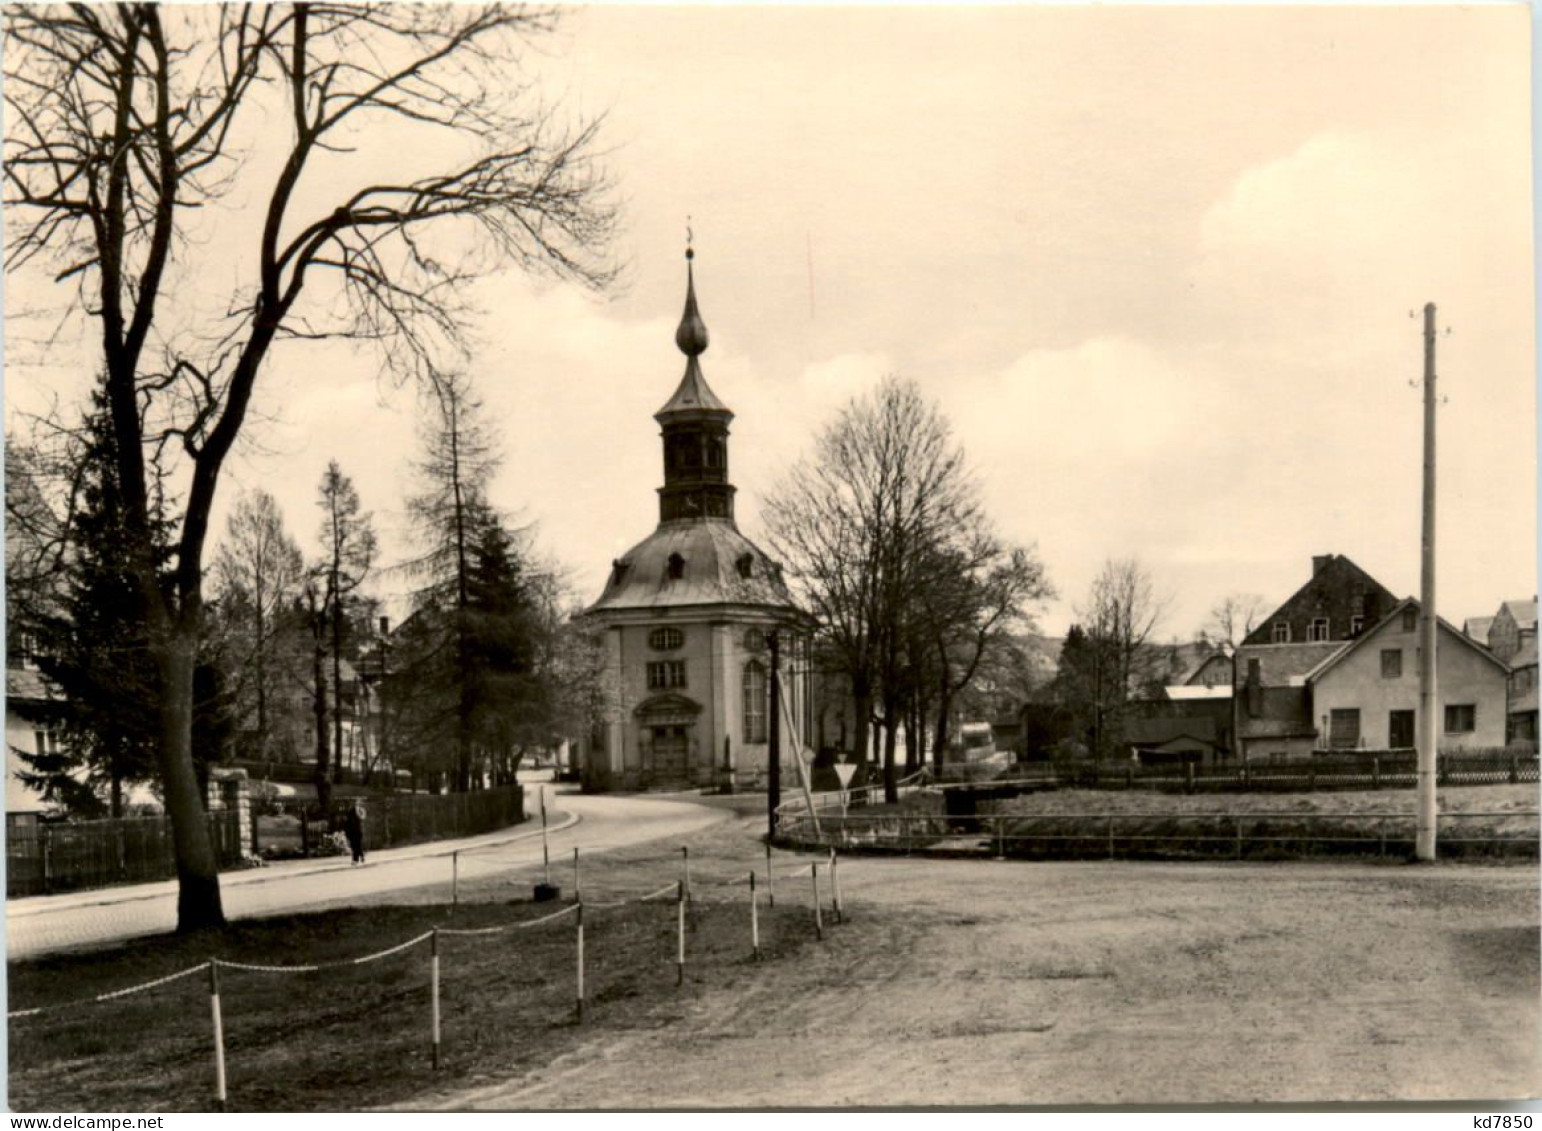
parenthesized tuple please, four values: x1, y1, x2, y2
(648, 627, 684, 652)
(647, 660, 687, 691)
(667, 553, 685, 580)
(743, 660, 767, 744)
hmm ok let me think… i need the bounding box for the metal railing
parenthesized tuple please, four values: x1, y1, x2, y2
(1006, 750, 1539, 793)
(777, 806, 1540, 861)
(774, 766, 932, 821)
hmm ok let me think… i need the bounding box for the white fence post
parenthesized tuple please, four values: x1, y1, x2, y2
(208, 961, 227, 1111)
(430, 928, 442, 1069)
(810, 862, 824, 941)
(750, 870, 762, 960)
(676, 881, 687, 986)
(575, 903, 586, 1023)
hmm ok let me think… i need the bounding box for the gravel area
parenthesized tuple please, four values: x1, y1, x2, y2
(424, 817, 1541, 1108)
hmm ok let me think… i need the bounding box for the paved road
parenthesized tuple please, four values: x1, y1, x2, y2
(6, 789, 730, 960)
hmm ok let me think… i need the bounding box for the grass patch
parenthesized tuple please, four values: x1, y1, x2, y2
(9, 892, 817, 1112)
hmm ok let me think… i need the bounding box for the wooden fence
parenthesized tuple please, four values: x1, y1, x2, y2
(9, 786, 525, 897)
(261, 786, 526, 857)
(6, 811, 245, 898)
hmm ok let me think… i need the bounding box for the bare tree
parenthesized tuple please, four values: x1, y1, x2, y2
(912, 536, 1051, 762)
(1205, 592, 1267, 650)
(212, 490, 305, 763)
(1077, 556, 1168, 756)
(765, 377, 1006, 802)
(4, 4, 615, 929)
(405, 373, 501, 792)
(315, 461, 375, 806)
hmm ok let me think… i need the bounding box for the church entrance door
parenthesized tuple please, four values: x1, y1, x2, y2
(651, 725, 691, 784)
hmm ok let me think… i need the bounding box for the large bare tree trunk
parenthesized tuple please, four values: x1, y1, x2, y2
(156, 630, 224, 931)
(313, 635, 332, 815)
(852, 688, 872, 775)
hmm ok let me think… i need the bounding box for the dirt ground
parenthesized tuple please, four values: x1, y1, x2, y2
(417, 813, 1541, 1109)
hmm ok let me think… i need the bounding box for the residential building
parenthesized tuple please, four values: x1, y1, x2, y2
(1506, 640, 1538, 746)
(1481, 599, 1537, 745)
(1486, 598, 1537, 663)
(1233, 640, 1345, 761)
(1125, 716, 1226, 766)
(1463, 616, 1495, 649)
(1241, 554, 1396, 647)
(582, 248, 811, 790)
(1305, 598, 1508, 751)
(5, 657, 58, 814)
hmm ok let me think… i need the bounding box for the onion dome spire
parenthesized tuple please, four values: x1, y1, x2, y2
(656, 234, 731, 421)
(675, 235, 709, 358)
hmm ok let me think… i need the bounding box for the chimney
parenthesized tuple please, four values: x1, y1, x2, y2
(1312, 554, 1333, 577)
(1246, 658, 1263, 718)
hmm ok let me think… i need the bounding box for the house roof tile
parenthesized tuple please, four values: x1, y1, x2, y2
(1235, 642, 1346, 687)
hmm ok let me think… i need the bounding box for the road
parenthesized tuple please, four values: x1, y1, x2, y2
(6, 788, 730, 960)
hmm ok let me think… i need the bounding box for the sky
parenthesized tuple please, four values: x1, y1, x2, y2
(4, 4, 1536, 641)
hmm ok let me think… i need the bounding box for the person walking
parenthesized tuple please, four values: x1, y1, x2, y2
(344, 800, 367, 865)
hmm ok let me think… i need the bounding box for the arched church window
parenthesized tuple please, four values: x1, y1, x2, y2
(667, 553, 685, 580)
(743, 660, 767, 744)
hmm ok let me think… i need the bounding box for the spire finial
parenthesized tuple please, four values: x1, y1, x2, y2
(675, 227, 708, 357)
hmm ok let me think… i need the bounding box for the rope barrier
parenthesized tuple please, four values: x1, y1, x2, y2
(439, 904, 577, 936)
(586, 882, 680, 908)
(9, 961, 211, 1019)
(215, 931, 435, 974)
(12, 840, 842, 1029)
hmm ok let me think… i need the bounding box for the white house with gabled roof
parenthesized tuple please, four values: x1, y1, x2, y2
(1304, 597, 1508, 751)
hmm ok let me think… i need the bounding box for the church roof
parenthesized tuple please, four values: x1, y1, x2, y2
(656, 357, 731, 420)
(588, 518, 798, 615)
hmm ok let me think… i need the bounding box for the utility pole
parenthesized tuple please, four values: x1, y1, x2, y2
(1416, 302, 1439, 862)
(768, 630, 782, 840)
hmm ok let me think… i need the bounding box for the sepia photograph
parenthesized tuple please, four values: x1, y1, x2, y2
(1, 0, 1537, 1115)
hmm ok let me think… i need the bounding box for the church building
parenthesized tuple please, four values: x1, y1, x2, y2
(582, 247, 811, 791)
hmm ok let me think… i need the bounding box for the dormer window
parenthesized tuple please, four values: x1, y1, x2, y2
(736, 553, 755, 579)
(667, 553, 685, 580)
(611, 559, 630, 587)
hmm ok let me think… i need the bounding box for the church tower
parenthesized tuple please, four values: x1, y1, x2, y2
(582, 243, 810, 791)
(656, 247, 737, 524)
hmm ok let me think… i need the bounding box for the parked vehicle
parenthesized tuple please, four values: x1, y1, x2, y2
(938, 721, 1010, 781)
